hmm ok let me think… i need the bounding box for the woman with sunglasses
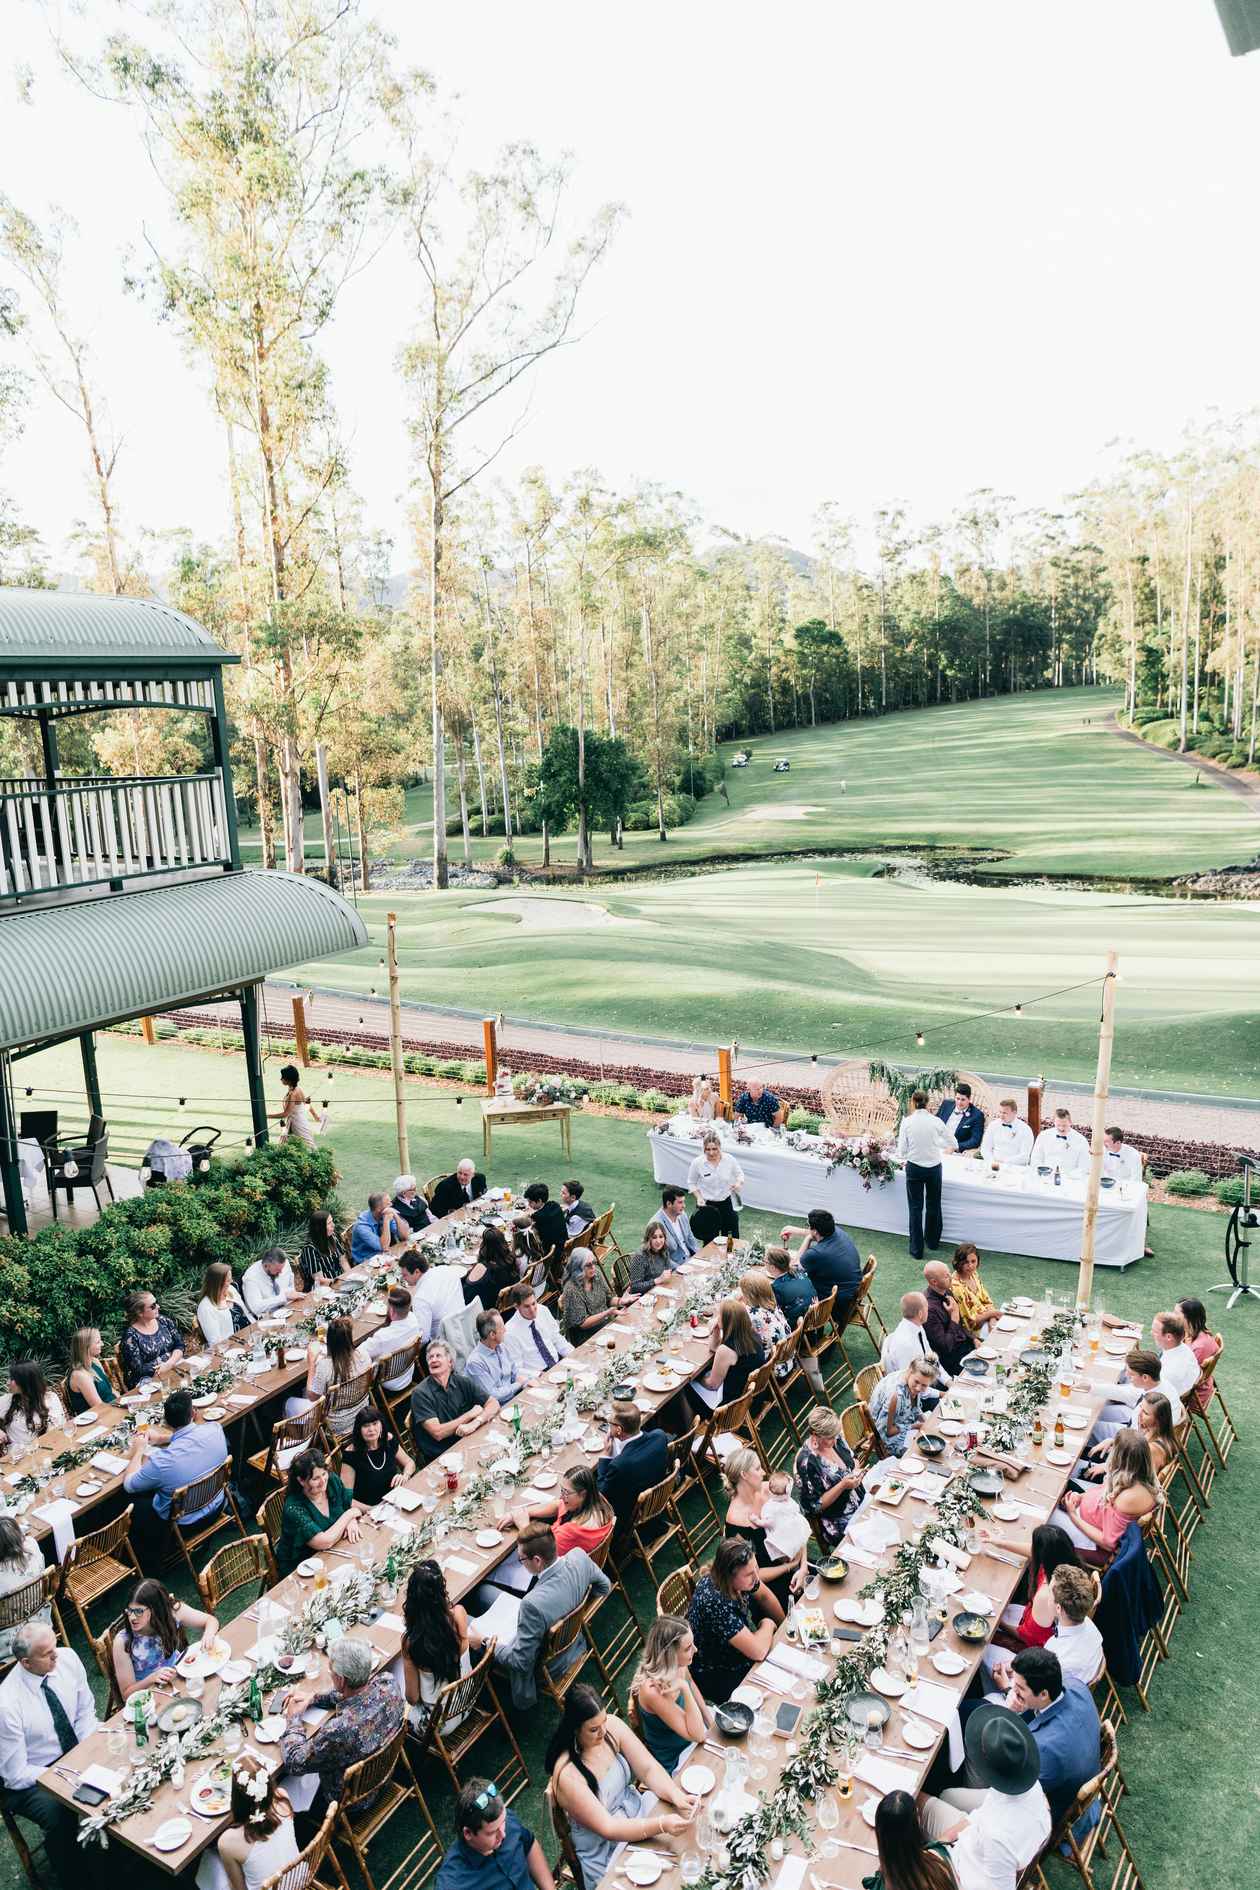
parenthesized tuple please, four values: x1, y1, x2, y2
(113, 1577, 218, 1699)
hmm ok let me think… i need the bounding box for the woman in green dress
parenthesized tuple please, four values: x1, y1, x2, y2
(276, 1448, 363, 1577)
(66, 1326, 117, 1415)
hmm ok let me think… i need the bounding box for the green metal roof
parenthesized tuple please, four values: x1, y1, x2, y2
(0, 589, 237, 677)
(0, 871, 367, 1052)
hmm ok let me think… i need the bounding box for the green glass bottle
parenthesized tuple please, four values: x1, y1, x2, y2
(133, 1693, 149, 1748)
(248, 1671, 263, 1723)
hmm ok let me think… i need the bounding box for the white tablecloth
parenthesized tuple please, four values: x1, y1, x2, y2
(649, 1121, 1146, 1267)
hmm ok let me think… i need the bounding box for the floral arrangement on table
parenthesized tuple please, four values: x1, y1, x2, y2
(186, 1364, 238, 1399)
(820, 1135, 901, 1190)
(976, 1308, 1085, 1455)
(694, 1471, 986, 1890)
(513, 1072, 589, 1108)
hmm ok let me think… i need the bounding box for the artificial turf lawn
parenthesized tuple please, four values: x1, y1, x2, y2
(241, 685, 1260, 881)
(11, 1033, 1258, 1890)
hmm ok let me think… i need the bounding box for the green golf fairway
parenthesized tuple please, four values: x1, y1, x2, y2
(242, 685, 1259, 879)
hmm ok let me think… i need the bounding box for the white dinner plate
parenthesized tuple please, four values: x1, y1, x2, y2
(1061, 1412, 1089, 1430)
(74, 1480, 102, 1497)
(860, 1798, 879, 1829)
(959, 1592, 994, 1616)
(624, 1859, 663, 1886)
(634, 1398, 654, 1414)
(901, 1718, 936, 1750)
(475, 1529, 503, 1549)
(153, 1818, 193, 1853)
(73, 1412, 98, 1428)
(992, 1503, 1020, 1522)
(297, 1557, 324, 1578)
(996, 1317, 1020, 1331)
(219, 1660, 253, 1685)
(834, 1598, 882, 1626)
(974, 1346, 998, 1360)
(254, 1716, 287, 1745)
(680, 1763, 716, 1796)
(1046, 1448, 1075, 1466)
(641, 1372, 681, 1393)
(730, 1684, 763, 1710)
(870, 1666, 907, 1697)
(932, 1649, 966, 1675)
(191, 1394, 218, 1409)
(532, 1470, 558, 1489)
(936, 1420, 963, 1436)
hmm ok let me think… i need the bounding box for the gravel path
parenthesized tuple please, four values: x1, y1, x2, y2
(220, 981, 1260, 1151)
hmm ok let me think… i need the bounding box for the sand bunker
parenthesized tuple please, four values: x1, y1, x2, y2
(477, 896, 629, 931)
(740, 803, 825, 821)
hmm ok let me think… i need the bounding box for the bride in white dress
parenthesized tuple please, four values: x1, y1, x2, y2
(278, 1063, 322, 1147)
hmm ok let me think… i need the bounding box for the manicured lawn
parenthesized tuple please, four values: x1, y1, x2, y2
(6, 1030, 1256, 1890)
(281, 859, 1260, 1097)
(240, 686, 1259, 880)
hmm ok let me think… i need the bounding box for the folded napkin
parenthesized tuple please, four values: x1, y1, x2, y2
(34, 1499, 78, 1560)
(856, 1755, 919, 1794)
(79, 1764, 124, 1798)
(770, 1858, 807, 1890)
(606, 1323, 638, 1336)
(442, 1554, 478, 1576)
(1008, 1498, 1047, 1520)
(764, 1644, 828, 1683)
(226, 1393, 255, 1407)
(902, 1682, 965, 1770)
(90, 1450, 129, 1476)
(933, 1540, 972, 1572)
(373, 1612, 405, 1634)
(525, 1386, 558, 1403)
(908, 1479, 944, 1505)
(840, 1543, 884, 1572)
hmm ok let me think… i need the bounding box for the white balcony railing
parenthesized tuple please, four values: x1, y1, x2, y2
(0, 772, 232, 900)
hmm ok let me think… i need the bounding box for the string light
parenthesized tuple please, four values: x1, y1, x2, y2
(1013, 1003, 1023, 1017)
(915, 1032, 925, 1048)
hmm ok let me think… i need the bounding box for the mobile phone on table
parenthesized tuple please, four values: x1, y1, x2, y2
(72, 1784, 110, 1807)
(773, 1701, 803, 1737)
(831, 1626, 863, 1644)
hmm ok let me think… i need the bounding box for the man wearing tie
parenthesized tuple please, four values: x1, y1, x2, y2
(1102, 1128, 1142, 1184)
(980, 1099, 1034, 1166)
(0, 1621, 100, 1888)
(1031, 1108, 1090, 1177)
(880, 1291, 947, 1377)
(936, 1082, 985, 1153)
(501, 1284, 572, 1379)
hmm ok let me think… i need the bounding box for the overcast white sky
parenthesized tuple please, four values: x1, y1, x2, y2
(2, 0, 1257, 575)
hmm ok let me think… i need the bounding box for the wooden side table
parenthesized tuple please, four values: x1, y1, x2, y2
(480, 1097, 573, 1163)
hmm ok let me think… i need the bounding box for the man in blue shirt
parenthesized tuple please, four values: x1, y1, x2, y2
(960, 1647, 1100, 1830)
(782, 1209, 862, 1318)
(465, 1311, 528, 1407)
(764, 1245, 825, 1395)
(735, 1079, 785, 1128)
(436, 1778, 554, 1890)
(349, 1192, 408, 1264)
(652, 1187, 699, 1265)
(122, 1388, 229, 1573)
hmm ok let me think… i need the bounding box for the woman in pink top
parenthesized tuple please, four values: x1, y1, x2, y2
(512, 1464, 615, 1557)
(1178, 1297, 1220, 1412)
(1056, 1430, 1158, 1564)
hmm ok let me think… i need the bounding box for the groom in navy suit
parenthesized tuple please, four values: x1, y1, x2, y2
(936, 1082, 985, 1152)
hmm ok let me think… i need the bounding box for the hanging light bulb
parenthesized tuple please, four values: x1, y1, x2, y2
(178, 1097, 186, 1109)
(197, 1156, 211, 1174)
(1013, 1003, 1023, 1017)
(245, 1136, 253, 1149)
(62, 1157, 79, 1179)
(915, 1032, 925, 1048)
(24, 1088, 32, 1098)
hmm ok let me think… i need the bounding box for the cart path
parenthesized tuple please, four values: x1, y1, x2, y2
(1105, 715, 1260, 815)
(174, 982, 1260, 1153)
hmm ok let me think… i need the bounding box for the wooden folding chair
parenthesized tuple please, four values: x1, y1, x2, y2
(166, 1458, 245, 1579)
(256, 1485, 288, 1556)
(321, 1367, 376, 1443)
(1154, 1457, 1193, 1600)
(248, 1399, 327, 1486)
(537, 1588, 613, 1708)
(797, 1287, 840, 1395)
(259, 1801, 341, 1890)
(335, 1724, 443, 1890)
(1029, 1723, 1146, 1890)
(1167, 1415, 1209, 1546)
(598, 1249, 631, 1300)
(854, 1361, 882, 1405)
(619, 1469, 696, 1593)
(91, 1612, 127, 1716)
(743, 1357, 792, 1472)
(372, 1343, 422, 1430)
(198, 1533, 277, 1614)
(845, 1254, 889, 1350)
(408, 1638, 528, 1804)
(0, 1568, 61, 1677)
(53, 1505, 140, 1643)
(691, 1390, 757, 1532)
(1190, 1333, 1236, 1467)
(589, 1204, 624, 1264)
(583, 1535, 644, 1685)
(1088, 1646, 1127, 1734)
(1, 1805, 44, 1890)
(656, 1565, 697, 1620)
(546, 1781, 586, 1890)
(764, 1327, 807, 1447)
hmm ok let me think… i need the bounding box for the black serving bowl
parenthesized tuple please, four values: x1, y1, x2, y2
(817, 1553, 849, 1583)
(611, 1382, 636, 1402)
(953, 1611, 989, 1643)
(960, 1356, 989, 1377)
(713, 1701, 754, 1738)
(917, 1433, 947, 1456)
(967, 1468, 1005, 1497)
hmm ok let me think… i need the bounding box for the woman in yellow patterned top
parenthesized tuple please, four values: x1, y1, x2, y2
(950, 1242, 999, 1337)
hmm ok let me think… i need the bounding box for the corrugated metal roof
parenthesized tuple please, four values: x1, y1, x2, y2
(0, 590, 236, 673)
(0, 871, 367, 1051)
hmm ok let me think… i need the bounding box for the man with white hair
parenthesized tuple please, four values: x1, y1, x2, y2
(410, 1341, 499, 1463)
(431, 1159, 487, 1220)
(0, 1620, 99, 1886)
(391, 1174, 435, 1234)
(981, 1099, 1034, 1167)
(279, 1634, 404, 1836)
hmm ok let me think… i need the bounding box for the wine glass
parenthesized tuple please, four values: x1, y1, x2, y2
(817, 1789, 840, 1858)
(680, 1855, 702, 1887)
(836, 1733, 855, 1801)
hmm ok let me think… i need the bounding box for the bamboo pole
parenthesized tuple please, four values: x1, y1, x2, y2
(291, 994, 310, 1067)
(1026, 1077, 1043, 1138)
(386, 911, 409, 1173)
(482, 1018, 498, 1095)
(1077, 951, 1119, 1310)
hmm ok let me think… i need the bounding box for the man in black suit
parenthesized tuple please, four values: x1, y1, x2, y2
(522, 1182, 567, 1270)
(596, 1401, 669, 1527)
(431, 1159, 488, 1219)
(936, 1082, 985, 1153)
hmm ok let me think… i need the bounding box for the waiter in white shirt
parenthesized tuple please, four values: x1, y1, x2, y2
(1030, 1107, 1090, 1177)
(686, 1131, 746, 1241)
(0, 1622, 100, 1886)
(1101, 1127, 1142, 1184)
(895, 1089, 956, 1259)
(980, 1099, 1034, 1166)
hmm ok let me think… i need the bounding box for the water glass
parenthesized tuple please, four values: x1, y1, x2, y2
(680, 1855, 702, 1887)
(304, 1649, 320, 1680)
(223, 1722, 243, 1754)
(185, 1672, 205, 1702)
(817, 1789, 840, 1858)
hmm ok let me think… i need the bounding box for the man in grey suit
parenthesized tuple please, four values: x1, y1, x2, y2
(490, 1524, 610, 1710)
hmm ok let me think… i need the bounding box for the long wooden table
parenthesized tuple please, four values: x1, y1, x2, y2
(590, 1308, 1127, 1890)
(37, 1239, 736, 1874)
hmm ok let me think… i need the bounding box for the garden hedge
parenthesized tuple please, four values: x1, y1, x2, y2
(0, 1140, 338, 1365)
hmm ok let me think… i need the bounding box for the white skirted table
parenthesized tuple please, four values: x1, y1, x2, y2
(649, 1117, 1147, 1267)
